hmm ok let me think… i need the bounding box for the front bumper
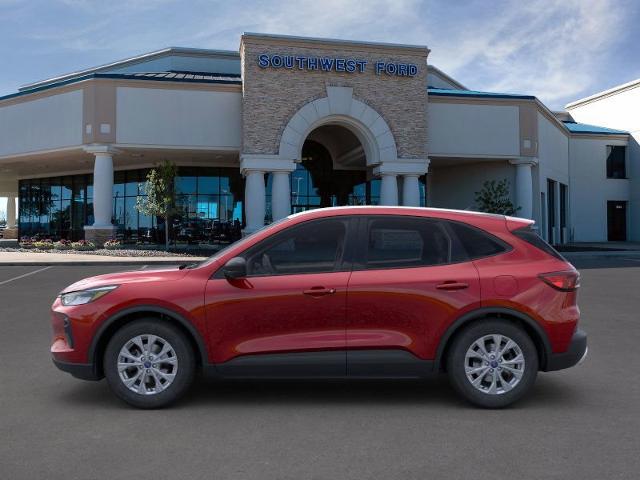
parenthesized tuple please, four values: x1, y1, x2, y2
(52, 358, 102, 381)
(544, 328, 588, 372)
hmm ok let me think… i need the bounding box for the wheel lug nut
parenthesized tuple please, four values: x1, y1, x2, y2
(153, 364, 157, 368)
(490, 369, 494, 372)
(485, 362, 489, 366)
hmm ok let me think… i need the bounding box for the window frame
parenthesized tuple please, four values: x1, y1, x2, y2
(353, 215, 458, 271)
(215, 216, 358, 279)
(352, 215, 512, 272)
(606, 145, 627, 179)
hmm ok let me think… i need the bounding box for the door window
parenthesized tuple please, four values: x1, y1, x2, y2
(244, 218, 349, 276)
(364, 217, 452, 269)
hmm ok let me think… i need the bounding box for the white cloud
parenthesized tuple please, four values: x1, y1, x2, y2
(3, 0, 634, 109)
(425, 0, 630, 108)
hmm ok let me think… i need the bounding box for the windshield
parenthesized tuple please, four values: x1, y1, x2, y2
(192, 217, 290, 268)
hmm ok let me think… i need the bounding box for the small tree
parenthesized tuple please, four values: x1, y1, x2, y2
(475, 179, 520, 216)
(136, 160, 178, 250)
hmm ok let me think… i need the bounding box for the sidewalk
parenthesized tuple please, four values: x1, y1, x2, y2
(0, 251, 207, 266)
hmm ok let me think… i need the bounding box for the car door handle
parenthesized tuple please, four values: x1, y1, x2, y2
(303, 287, 337, 297)
(436, 281, 469, 291)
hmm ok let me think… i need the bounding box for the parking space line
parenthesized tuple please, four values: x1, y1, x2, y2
(0, 266, 52, 286)
(139, 265, 148, 270)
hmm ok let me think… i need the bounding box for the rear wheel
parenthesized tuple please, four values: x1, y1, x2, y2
(446, 319, 538, 408)
(104, 319, 195, 408)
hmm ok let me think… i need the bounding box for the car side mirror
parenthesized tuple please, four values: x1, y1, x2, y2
(223, 257, 247, 280)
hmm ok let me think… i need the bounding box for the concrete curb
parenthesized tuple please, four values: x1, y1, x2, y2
(563, 251, 640, 258)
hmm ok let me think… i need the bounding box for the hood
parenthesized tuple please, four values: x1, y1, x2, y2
(61, 266, 189, 293)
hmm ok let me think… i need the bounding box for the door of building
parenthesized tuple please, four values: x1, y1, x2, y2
(607, 201, 627, 241)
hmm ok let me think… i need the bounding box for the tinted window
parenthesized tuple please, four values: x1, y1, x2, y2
(447, 221, 508, 259)
(365, 217, 451, 269)
(606, 146, 626, 179)
(245, 218, 348, 276)
(512, 225, 565, 260)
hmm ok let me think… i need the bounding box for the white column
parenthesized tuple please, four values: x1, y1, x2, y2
(510, 158, 537, 219)
(6, 195, 16, 229)
(244, 170, 266, 233)
(92, 152, 115, 227)
(401, 175, 420, 207)
(379, 174, 399, 206)
(271, 171, 291, 221)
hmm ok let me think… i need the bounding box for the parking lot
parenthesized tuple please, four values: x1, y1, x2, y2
(1, 257, 639, 479)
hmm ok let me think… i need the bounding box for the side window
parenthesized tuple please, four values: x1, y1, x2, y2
(244, 218, 348, 276)
(446, 221, 509, 260)
(364, 217, 451, 269)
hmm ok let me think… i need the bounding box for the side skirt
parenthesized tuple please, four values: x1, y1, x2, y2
(202, 350, 435, 380)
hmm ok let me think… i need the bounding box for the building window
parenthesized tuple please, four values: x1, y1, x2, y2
(18, 167, 244, 245)
(606, 146, 626, 179)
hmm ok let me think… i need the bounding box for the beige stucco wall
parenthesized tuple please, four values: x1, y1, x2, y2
(240, 35, 429, 160)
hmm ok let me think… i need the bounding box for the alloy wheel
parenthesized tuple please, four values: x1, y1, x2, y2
(117, 334, 178, 395)
(464, 334, 525, 395)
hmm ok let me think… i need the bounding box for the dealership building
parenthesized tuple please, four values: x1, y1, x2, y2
(0, 33, 636, 245)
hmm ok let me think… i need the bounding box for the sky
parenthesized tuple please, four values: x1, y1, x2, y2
(1, 0, 640, 215)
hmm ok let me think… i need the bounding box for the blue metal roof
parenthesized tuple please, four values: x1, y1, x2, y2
(427, 87, 535, 100)
(562, 121, 628, 135)
(0, 71, 242, 102)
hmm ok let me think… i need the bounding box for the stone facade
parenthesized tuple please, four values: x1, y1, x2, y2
(240, 34, 429, 161)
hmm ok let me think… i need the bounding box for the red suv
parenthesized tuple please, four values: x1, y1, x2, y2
(51, 207, 586, 408)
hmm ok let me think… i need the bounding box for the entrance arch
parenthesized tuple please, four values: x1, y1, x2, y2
(240, 86, 429, 232)
(278, 86, 398, 166)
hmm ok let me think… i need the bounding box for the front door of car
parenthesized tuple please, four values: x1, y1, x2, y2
(205, 216, 356, 377)
(346, 215, 482, 376)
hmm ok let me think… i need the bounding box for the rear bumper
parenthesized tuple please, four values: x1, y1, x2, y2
(544, 329, 588, 372)
(52, 358, 102, 381)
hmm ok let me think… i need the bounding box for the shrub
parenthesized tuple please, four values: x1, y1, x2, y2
(53, 239, 73, 250)
(19, 237, 34, 249)
(103, 239, 122, 250)
(33, 239, 54, 250)
(71, 240, 96, 251)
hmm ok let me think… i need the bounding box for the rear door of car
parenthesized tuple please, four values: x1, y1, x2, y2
(345, 215, 482, 376)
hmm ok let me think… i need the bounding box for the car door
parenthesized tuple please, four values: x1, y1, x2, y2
(205, 216, 356, 377)
(346, 215, 481, 377)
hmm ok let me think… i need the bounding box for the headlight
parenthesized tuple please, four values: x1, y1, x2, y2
(60, 285, 119, 306)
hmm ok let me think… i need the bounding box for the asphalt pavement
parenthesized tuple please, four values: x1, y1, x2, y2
(1, 258, 639, 479)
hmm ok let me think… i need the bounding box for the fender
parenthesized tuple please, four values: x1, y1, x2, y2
(88, 305, 210, 368)
(434, 307, 552, 371)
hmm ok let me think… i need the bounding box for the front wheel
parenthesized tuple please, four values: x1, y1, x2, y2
(104, 319, 195, 408)
(446, 319, 538, 408)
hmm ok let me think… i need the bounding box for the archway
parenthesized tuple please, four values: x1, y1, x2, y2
(288, 124, 381, 213)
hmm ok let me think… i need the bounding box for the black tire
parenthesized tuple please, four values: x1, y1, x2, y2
(104, 319, 195, 409)
(446, 319, 538, 408)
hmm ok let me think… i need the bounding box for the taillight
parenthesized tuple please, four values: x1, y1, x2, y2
(538, 271, 580, 291)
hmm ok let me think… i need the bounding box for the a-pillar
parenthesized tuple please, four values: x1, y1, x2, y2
(509, 158, 538, 220)
(83, 145, 118, 246)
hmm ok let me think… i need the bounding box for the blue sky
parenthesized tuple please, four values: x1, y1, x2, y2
(1, 0, 639, 109)
(1, 0, 640, 216)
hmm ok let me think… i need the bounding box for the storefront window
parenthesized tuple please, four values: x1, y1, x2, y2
(18, 167, 244, 245)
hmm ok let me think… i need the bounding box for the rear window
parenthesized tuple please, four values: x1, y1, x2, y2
(512, 226, 566, 261)
(446, 221, 509, 260)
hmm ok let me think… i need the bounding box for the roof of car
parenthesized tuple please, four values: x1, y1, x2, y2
(288, 206, 507, 221)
